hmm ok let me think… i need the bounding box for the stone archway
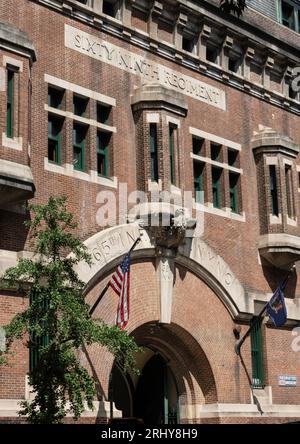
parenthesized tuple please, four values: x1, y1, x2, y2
(74, 222, 247, 317)
(107, 321, 218, 424)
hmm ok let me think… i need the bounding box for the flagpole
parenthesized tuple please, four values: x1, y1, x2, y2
(235, 265, 295, 356)
(89, 236, 141, 316)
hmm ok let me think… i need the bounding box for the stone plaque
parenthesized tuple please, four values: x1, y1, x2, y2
(65, 24, 226, 110)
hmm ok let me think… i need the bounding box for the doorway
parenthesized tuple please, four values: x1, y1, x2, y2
(110, 352, 179, 424)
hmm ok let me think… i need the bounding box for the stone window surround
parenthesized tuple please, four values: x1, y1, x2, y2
(44, 74, 117, 187)
(265, 154, 298, 227)
(30, 0, 300, 114)
(1, 56, 23, 151)
(189, 127, 245, 222)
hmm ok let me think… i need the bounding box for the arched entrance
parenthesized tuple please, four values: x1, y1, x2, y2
(109, 349, 179, 424)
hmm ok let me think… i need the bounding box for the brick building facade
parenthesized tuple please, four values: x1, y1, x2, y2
(0, 0, 300, 424)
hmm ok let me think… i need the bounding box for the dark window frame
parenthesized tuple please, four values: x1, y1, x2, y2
(149, 124, 159, 182)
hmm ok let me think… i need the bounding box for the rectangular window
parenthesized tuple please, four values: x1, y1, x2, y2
(206, 46, 219, 64)
(211, 143, 221, 161)
(212, 167, 222, 209)
(194, 162, 204, 203)
(269, 165, 279, 216)
(73, 95, 89, 117)
(182, 36, 194, 53)
(285, 164, 295, 219)
(97, 131, 110, 177)
(48, 86, 64, 109)
(250, 317, 265, 389)
(150, 124, 159, 182)
(29, 291, 49, 373)
(73, 124, 87, 171)
(97, 103, 112, 124)
(281, 1, 296, 30)
(228, 149, 238, 167)
(229, 173, 239, 213)
(48, 116, 63, 164)
(6, 69, 15, 138)
(192, 137, 204, 155)
(169, 125, 176, 185)
(103, 0, 118, 17)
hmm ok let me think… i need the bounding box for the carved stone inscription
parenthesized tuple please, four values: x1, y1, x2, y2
(65, 24, 226, 110)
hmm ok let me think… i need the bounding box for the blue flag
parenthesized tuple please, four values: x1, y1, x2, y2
(266, 280, 287, 327)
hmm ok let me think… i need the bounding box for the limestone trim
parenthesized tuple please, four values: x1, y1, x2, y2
(180, 402, 300, 419)
(0, 21, 36, 62)
(2, 56, 23, 72)
(45, 104, 117, 133)
(189, 127, 241, 151)
(190, 153, 243, 174)
(44, 158, 118, 188)
(0, 398, 121, 419)
(194, 201, 246, 222)
(44, 74, 116, 106)
(71, 223, 300, 320)
(2, 133, 23, 151)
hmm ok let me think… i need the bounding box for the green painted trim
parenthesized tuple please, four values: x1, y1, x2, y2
(250, 317, 265, 389)
(73, 125, 86, 171)
(97, 132, 109, 177)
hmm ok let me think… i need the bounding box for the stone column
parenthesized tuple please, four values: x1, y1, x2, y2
(199, 23, 211, 67)
(157, 249, 175, 324)
(243, 46, 255, 81)
(149, 1, 163, 47)
(93, 0, 103, 13)
(263, 56, 274, 91)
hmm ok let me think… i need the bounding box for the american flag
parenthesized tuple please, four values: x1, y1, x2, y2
(110, 253, 131, 330)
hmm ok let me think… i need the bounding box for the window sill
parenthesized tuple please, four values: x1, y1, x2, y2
(2, 133, 23, 151)
(44, 158, 117, 188)
(194, 201, 246, 222)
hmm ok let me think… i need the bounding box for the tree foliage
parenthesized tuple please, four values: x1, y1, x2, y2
(0, 196, 140, 424)
(220, 0, 247, 17)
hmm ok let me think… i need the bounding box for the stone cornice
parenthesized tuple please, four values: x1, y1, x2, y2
(27, 0, 300, 115)
(0, 21, 36, 62)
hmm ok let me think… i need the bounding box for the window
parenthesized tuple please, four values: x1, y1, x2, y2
(182, 36, 194, 53)
(193, 162, 204, 203)
(97, 131, 110, 177)
(73, 94, 89, 117)
(48, 86, 64, 109)
(269, 165, 279, 216)
(285, 164, 295, 219)
(228, 55, 241, 74)
(48, 116, 63, 164)
(192, 137, 204, 155)
(289, 83, 298, 99)
(206, 46, 219, 64)
(149, 124, 159, 182)
(212, 167, 222, 209)
(211, 143, 221, 161)
(103, 0, 119, 18)
(97, 103, 112, 124)
(281, 1, 296, 30)
(6, 69, 15, 138)
(229, 173, 239, 213)
(228, 149, 238, 167)
(169, 125, 176, 185)
(29, 291, 49, 373)
(73, 124, 87, 171)
(250, 317, 265, 389)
